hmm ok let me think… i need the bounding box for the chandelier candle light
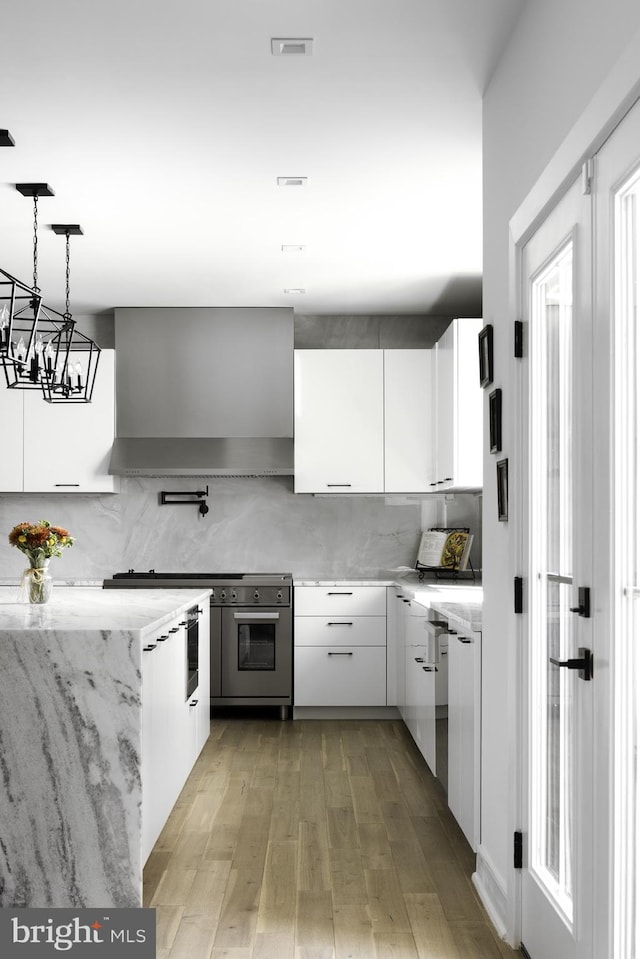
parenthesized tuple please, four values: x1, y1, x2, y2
(8, 520, 74, 604)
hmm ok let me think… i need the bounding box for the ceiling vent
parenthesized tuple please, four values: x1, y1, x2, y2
(277, 176, 307, 187)
(271, 38, 313, 56)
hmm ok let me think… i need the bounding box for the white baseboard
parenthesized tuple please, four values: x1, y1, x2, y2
(292, 705, 401, 720)
(472, 844, 509, 942)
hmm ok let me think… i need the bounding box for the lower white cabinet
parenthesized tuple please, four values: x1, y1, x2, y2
(294, 585, 387, 706)
(141, 602, 210, 863)
(295, 646, 387, 706)
(448, 627, 480, 850)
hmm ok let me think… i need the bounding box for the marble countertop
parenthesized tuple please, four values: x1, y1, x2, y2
(0, 586, 211, 634)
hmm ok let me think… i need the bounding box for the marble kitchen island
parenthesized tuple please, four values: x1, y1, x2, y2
(0, 586, 211, 909)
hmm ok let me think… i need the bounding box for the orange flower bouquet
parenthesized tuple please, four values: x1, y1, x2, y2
(8, 520, 74, 603)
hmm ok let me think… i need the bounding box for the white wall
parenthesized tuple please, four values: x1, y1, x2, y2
(481, 0, 640, 938)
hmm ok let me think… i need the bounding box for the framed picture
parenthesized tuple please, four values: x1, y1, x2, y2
(489, 388, 502, 453)
(497, 458, 508, 521)
(478, 324, 494, 387)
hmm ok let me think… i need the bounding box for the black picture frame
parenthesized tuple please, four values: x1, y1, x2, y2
(489, 388, 502, 453)
(497, 458, 509, 521)
(478, 324, 494, 387)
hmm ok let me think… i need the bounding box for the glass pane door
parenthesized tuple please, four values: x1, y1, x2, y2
(520, 172, 592, 959)
(529, 240, 575, 922)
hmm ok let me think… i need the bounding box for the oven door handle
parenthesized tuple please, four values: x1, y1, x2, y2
(233, 611, 281, 620)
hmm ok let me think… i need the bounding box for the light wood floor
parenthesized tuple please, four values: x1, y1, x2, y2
(144, 716, 519, 959)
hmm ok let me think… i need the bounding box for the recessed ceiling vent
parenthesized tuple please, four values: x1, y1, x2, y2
(271, 37, 313, 56)
(277, 176, 308, 187)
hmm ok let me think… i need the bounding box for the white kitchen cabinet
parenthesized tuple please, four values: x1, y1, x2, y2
(294, 349, 437, 494)
(295, 585, 387, 617)
(294, 584, 387, 706)
(294, 350, 384, 493)
(384, 349, 435, 491)
(0, 350, 116, 493)
(404, 601, 438, 773)
(23, 350, 116, 492)
(0, 385, 24, 491)
(448, 626, 481, 850)
(141, 601, 210, 864)
(432, 318, 483, 490)
(393, 590, 411, 717)
(295, 645, 387, 706)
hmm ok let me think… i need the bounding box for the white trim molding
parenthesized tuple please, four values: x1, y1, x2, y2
(473, 844, 513, 945)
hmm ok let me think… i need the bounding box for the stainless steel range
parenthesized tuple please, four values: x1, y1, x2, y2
(103, 572, 293, 718)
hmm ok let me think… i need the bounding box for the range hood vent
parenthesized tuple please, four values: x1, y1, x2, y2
(109, 437, 294, 477)
(112, 308, 294, 478)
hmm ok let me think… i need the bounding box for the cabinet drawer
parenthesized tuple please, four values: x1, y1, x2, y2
(295, 616, 386, 647)
(294, 646, 387, 706)
(295, 585, 387, 616)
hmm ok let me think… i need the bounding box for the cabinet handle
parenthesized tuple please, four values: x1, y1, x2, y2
(178, 621, 188, 626)
(143, 644, 157, 652)
(169, 627, 179, 633)
(327, 591, 353, 595)
(157, 635, 168, 642)
(457, 636, 473, 644)
(415, 657, 425, 663)
(328, 651, 353, 656)
(327, 483, 352, 487)
(327, 621, 353, 626)
(54, 483, 80, 487)
(422, 665, 438, 672)
(189, 699, 198, 707)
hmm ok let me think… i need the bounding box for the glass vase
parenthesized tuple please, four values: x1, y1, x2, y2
(24, 561, 53, 604)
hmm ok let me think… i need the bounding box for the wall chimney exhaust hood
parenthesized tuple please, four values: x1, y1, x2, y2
(109, 436, 293, 477)
(110, 308, 294, 478)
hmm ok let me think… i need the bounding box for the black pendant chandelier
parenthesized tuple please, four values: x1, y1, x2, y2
(1, 184, 61, 389)
(42, 225, 101, 403)
(2, 183, 101, 402)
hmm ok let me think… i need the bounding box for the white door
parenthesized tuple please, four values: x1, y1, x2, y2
(519, 173, 594, 959)
(593, 95, 640, 959)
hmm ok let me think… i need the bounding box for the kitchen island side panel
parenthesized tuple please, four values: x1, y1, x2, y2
(0, 627, 141, 908)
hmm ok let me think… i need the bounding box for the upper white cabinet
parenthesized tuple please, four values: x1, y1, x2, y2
(0, 387, 24, 491)
(294, 350, 384, 493)
(432, 318, 483, 490)
(384, 349, 434, 492)
(0, 350, 116, 493)
(294, 348, 434, 493)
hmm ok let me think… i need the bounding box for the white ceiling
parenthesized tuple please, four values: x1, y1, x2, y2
(0, 0, 523, 317)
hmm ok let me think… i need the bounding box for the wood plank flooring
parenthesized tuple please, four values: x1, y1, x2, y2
(144, 717, 519, 959)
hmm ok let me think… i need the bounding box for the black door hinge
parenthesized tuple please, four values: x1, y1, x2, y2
(514, 830, 523, 869)
(514, 577, 524, 614)
(514, 320, 524, 358)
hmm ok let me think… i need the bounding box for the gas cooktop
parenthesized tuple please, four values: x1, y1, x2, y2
(103, 571, 292, 585)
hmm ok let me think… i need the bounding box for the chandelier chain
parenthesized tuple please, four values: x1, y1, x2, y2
(32, 193, 39, 293)
(65, 231, 71, 319)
